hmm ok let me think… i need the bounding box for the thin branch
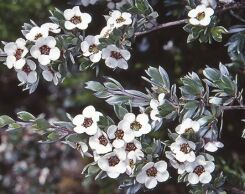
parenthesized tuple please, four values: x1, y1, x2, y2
(135, 19, 187, 37)
(135, 2, 245, 37)
(222, 105, 245, 111)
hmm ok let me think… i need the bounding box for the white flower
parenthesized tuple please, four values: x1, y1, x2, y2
(16, 59, 37, 84)
(175, 118, 200, 135)
(150, 93, 165, 121)
(122, 113, 151, 137)
(64, 6, 92, 30)
(170, 136, 196, 163)
(136, 161, 169, 189)
(185, 155, 215, 185)
(107, 10, 132, 28)
(107, 120, 135, 148)
(200, 129, 224, 152)
(41, 23, 61, 34)
(72, 105, 102, 135)
(79, 0, 98, 7)
(126, 154, 137, 175)
(123, 139, 144, 160)
(219, 0, 234, 4)
(89, 130, 112, 154)
(4, 38, 28, 69)
(188, 5, 214, 26)
(165, 151, 187, 174)
(41, 66, 61, 85)
(204, 141, 224, 152)
(102, 45, 130, 69)
(107, 0, 129, 10)
(25, 26, 49, 42)
(97, 149, 127, 178)
(100, 26, 113, 38)
(201, 0, 217, 9)
(81, 35, 102, 63)
(30, 36, 60, 66)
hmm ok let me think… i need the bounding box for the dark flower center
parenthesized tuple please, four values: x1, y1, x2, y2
(89, 44, 99, 54)
(193, 165, 205, 176)
(146, 166, 158, 177)
(180, 143, 192, 154)
(110, 51, 123, 60)
(22, 64, 32, 74)
(40, 45, 51, 55)
(116, 16, 126, 23)
(15, 49, 24, 60)
(34, 33, 43, 40)
(70, 16, 81, 24)
(82, 118, 93, 128)
(126, 143, 137, 152)
(196, 12, 205, 21)
(130, 121, 142, 131)
(98, 135, 108, 146)
(108, 155, 120, 166)
(115, 129, 124, 139)
(185, 127, 194, 133)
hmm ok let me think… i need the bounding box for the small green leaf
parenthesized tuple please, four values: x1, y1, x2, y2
(17, 111, 36, 121)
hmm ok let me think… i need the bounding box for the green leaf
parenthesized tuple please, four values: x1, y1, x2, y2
(0, 115, 15, 128)
(114, 105, 128, 120)
(17, 111, 36, 121)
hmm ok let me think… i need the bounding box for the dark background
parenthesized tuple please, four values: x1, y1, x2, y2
(0, 0, 244, 193)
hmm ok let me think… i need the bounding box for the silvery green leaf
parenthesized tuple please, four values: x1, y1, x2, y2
(126, 183, 142, 194)
(114, 105, 128, 120)
(209, 97, 223, 105)
(17, 111, 36, 121)
(106, 96, 130, 105)
(85, 81, 105, 92)
(0, 115, 15, 128)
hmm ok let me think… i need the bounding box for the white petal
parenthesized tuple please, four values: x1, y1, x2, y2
(42, 70, 53, 82)
(156, 171, 169, 182)
(14, 59, 25, 69)
(189, 18, 200, 26)
(30, 46, 41, 59)
(199, 172, 212, 184)
(188, 173, 199, 185)
(27, 71, 37, 83)
(74, 126, 85, 134)
(90, 52, 101, 63)
(107, 125, 117, 139)
(145, 178, 158, 189)
(200, 17, 211, 26)
(17, 71, 27, 83)
(64, 9, 74, 20)
(136, 172, 146, 184)
(64, 21, 76, 30)
(85, 123, 98, 135)
(83, 105, 96, 117)
(136, 114, 149, 125)
(38, 55, 51, 66)
(72, 114, 84, 126)
(49, 47, 60, 60)
(107, 171, 120, 179)
(123, 113, 135, 123)
(155, 161, 167, 172)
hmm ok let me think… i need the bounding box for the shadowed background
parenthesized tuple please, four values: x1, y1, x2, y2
(0, 0, 244, 194)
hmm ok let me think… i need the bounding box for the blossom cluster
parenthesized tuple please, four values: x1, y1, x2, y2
(69, 99, 225, 190)
(71, 105, 169, 189)
(2, 5, 133, 92)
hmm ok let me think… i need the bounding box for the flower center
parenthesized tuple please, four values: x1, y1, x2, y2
(180, 143, 192, 154)
(39, 45, 51, 55)
(193, 165, 205, 176)
(196, 12, 205, 21)
(115, 129, 124, 139)
(89, 44, 99, 54)
(110, 51, 123, 60)
(22, 64, 32, 74)
(82, 118, 93, 128)
(34, 33, 43, 40)
(125, 143, 137, 152)
(15, 49, 24, 60)
(185, 128, 194, 133)
(129, 159, 134, 168)
(70, 16, 81, 24)
(116, 16, 126, 24)
(130, 121, 142, 131)
(98, 135, 108, 146)
(108, 155, 120, 167)
(146, 166, 158, 177)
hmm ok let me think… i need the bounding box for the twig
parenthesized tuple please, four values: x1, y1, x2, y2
(135, 2, 245, 37)
(222, 105, 245, 111)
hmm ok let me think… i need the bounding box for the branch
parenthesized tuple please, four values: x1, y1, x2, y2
(222, 105, 245, 111)
(135, 2, 245, 37)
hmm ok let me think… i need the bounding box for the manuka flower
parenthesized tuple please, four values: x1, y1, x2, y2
(107, 10, 132, 28)
(64, 6, 92, 30)
(16, 59, 37, 84)
(30, 36, 60, 66)
(4, 38, 28, 69)
(175, 118, 200, 135)
(102, 45, 130, 69)
(150, 93, 165, 121)
(136, 161, 169, 189)
(81, 35, 102, 63)
(72, 105, 102, 135)
(185, 155, 215, 184)
(188, 5, 214, 26)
